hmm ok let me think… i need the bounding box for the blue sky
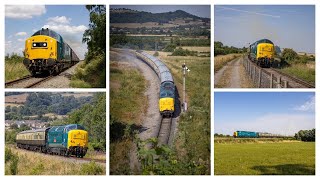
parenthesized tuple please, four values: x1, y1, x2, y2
(215, 5, 315, 53)
(111, 5, 210, 18)
(215, 92, 315, 136)
(5, 5, 90, 59)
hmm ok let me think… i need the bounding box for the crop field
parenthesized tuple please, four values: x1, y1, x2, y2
(214, 141, 315, 175)
(214, 54, 242, 73)
(5, 146, 105, 175)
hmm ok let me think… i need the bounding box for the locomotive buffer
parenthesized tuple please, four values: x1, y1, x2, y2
(182, 61, 190, 112)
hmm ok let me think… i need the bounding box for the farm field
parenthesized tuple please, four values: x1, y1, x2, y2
(214, 141, 315, 175)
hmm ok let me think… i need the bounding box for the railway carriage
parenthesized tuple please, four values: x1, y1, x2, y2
(136, 51, 175, 117)
(234, 130, 289, 138)
(23, 28, 80, 76)
(248, 39, 275, 67)
(16, 124, 88, 158)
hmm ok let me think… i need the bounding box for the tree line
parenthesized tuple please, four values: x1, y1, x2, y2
(294, 129, 315, 142)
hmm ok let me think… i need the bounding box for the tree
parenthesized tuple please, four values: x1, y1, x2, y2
(282, 48, 298, 61)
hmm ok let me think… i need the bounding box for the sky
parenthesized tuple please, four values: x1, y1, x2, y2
(215, 5, 315, 53)
(5, 5, 90, 59)
(214, 92, 315, 136)
(111, 5, 211, 18)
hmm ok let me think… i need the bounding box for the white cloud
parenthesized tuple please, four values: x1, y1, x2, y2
(42, 16, 88, 59)
(293, 96, 315, 112)
(15, 32, 27, 36)
(6, 5, 46, 19)
(215, 113, 315, 136)
(47, 16, 71, 24)
(17, 39, 25, 42)
(42, 24, 87, 35)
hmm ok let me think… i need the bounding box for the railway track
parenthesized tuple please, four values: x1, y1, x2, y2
(5, 63, 77, 88)
(69, 156, 106, 164)
(5, 75, 55, 88)
(157, 117, 173, 145)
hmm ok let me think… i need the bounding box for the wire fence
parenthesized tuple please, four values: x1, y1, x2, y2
(242, 56, 288, 88)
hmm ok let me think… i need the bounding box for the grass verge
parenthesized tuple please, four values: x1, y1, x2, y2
(214, 54, 241, 73)
(280, 63, 315, 85)
(5, 146, 105, 175)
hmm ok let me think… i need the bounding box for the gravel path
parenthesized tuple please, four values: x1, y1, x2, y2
(230, 58, 241, 88)
(215, 57, 252, 88)
(32, 63, 80, 88)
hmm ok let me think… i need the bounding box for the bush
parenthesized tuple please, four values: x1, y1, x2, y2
(153, 51, 159, 56)
(163, 44, 176, 52)
(171, 48, 197, 56)
(5, 147, 19, 175)
(80, 162, 104, 175)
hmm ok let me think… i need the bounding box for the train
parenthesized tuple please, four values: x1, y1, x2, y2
(248, 39, 275, 67)
(23, 28, 80, 76)
(135, 51, 175, 117)
(233, 131, 289, 138)
(16, 124, 88, 157)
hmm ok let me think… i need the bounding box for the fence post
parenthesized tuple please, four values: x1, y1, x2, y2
(258, 69, 262, 88)
(253, 66, 256, 83)
(277, 76, 281, 88)
(284, 80, 288, 88)
(270, 73, 273, 88)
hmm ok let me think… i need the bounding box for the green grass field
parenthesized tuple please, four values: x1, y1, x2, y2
(214, 142, 315, 175)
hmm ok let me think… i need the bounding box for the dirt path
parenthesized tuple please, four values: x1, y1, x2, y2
(111, 49, 161, 173)
(215, 57, 253, 88)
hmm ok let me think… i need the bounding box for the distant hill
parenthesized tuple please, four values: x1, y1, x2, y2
(110, 8, 210, 23)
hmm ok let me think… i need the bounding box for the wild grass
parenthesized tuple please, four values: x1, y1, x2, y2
(214, 54, 242, 73)
(5, 55, 30, 82)
(214, 142, 315, 175)
(71, 54, 106, 88)
(145, 50, 211, 174)
(109, 58, 147, 174)
(280, 63, 315, 84)
(5, 146, 105, 175)
(180, 46, 210, 52)
(110, 64, 147, 125)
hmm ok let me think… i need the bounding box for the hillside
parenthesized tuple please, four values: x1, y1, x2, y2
(110, 8, 210, 23)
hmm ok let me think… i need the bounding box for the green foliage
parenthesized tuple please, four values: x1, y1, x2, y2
(5, 92, 93, 120)
(215, 142, 315, 175)
(136, 137, 208, 175)
(5, 147, 19, 175)
(163, 44, 177, 52)
(171, 47, 197, 56)
(30, 163, 45, 175)
(282, 48, 298, 61)
(72, 5, 106, 88)
(153, 51, 159, 56)
(67, 93, 106, 151)
(295, 129, 315, 142)
(80, 162, 104, 175)
(214, 41, 245, 56)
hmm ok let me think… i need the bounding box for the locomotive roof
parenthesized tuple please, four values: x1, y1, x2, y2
(32, 28, 63, 42)
(255, 39, 274, 44)
(48, 124, 85, 133)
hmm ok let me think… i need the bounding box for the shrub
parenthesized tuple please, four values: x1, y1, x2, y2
(80, 162, 104, 175)
(153, 51, 159, 56)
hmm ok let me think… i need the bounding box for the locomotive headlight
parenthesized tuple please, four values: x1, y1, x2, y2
(33, 43, 36, 47)
(43, 43, 47, 47)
